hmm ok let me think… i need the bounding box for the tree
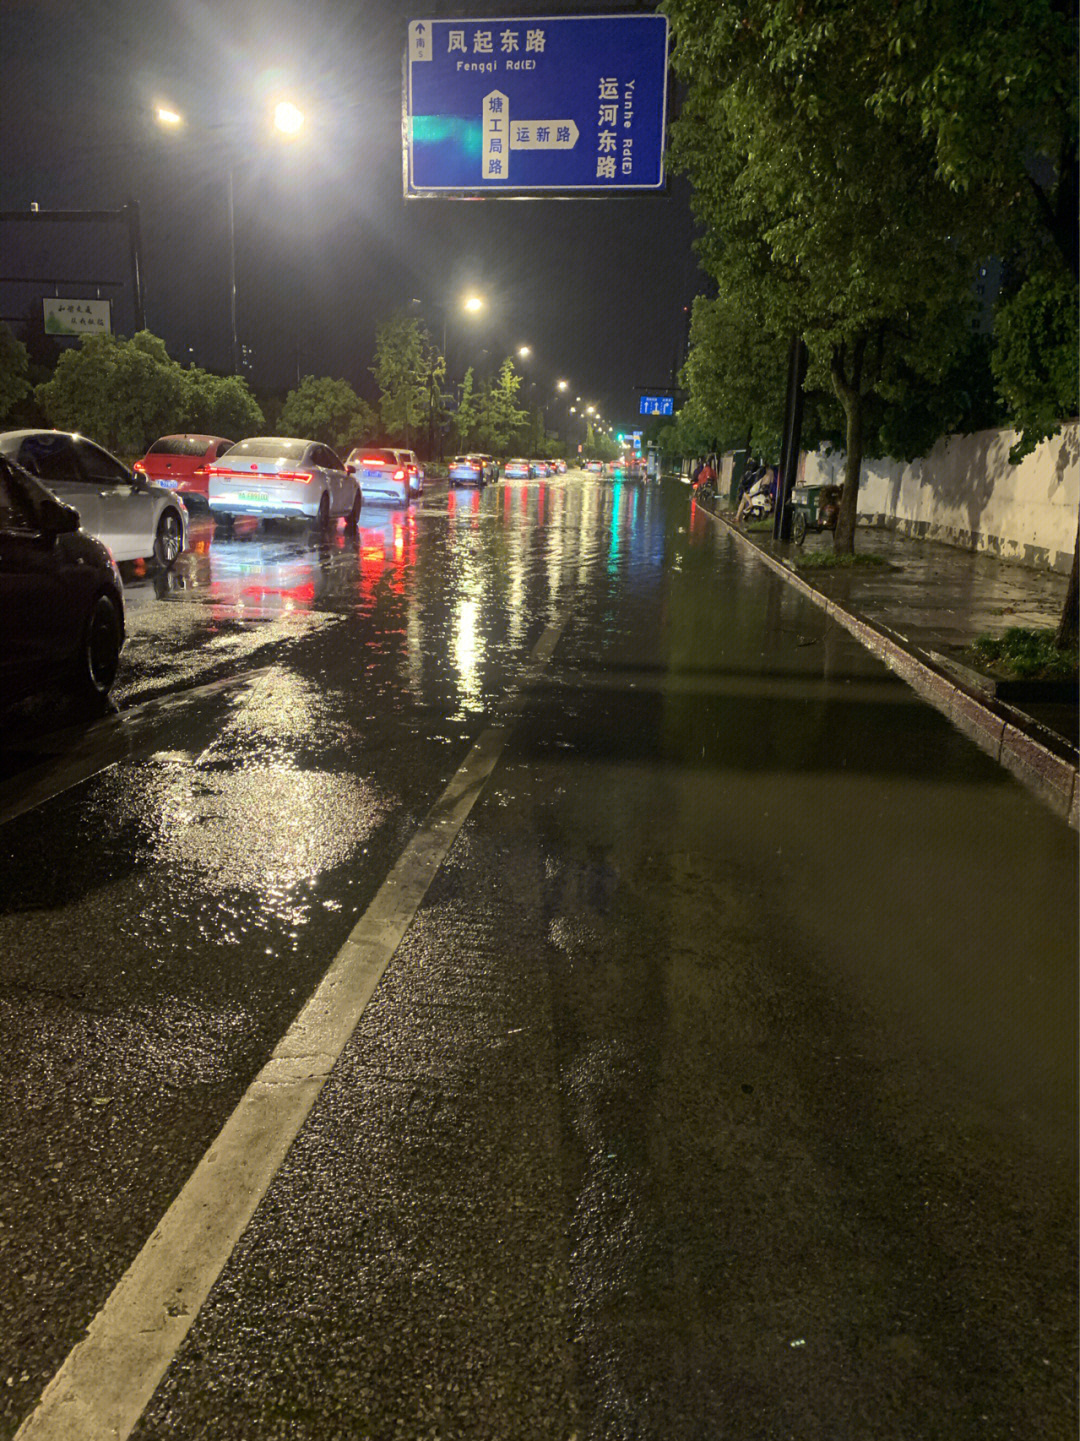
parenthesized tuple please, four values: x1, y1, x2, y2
(476, 357, 527, 454)
(371, 312, 443, 451)
(182, 369, 264, 439)
(451, 366, 480, 452)
(666, 0, 982, 552)
(873, 0, 1078, 644)
(678, 296, 791, 460)
(35, 330, 187, 455)
(0, 323, 30, 423)
(277, 375, 375, 453)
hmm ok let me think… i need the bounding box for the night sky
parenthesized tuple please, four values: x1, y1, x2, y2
(1, 0, 702, 432)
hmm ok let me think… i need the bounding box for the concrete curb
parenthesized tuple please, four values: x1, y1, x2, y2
(701, 505, 1079, 828)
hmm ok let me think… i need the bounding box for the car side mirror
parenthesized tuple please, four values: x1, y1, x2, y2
(345, 462, 356, 474)
(39, 494, 80, 535)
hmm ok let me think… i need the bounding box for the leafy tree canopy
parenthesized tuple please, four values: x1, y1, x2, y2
(993, 270, 1080, 460)
(476, 357, 527, 453)
(277, 375, 375, 454)
(451, 366, 480, 452)
(372, 313, 444, 450)
(182, 370, 265, 441)
(0, 322, 30, 423)
(34, 330, 187, 455)
(665, 0, 983, 549)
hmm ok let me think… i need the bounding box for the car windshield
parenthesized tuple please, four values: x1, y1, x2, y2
(222, 438, 308, 462)
(147, 437, 209, 457)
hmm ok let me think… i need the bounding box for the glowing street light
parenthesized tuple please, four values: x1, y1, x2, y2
(463, 295, 485, 312)
(556, 379, 568, 391)
(155, 98, 307, 372)
(518, 345, 531, 358)
(272, 101, 305, 137)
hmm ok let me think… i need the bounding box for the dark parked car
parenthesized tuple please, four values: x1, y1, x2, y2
(0, 455, 125, 706)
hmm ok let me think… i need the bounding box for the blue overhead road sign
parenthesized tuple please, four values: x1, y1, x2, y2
(405, 15, 669, 197)
(639, 395, 674, 416)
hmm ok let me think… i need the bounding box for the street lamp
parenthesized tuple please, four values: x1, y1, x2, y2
(155, 99, 305, 374)
(272, 101, 305, 137)
(518, 345, 531, 359)
(411, 291, 486, 365)
(557, 379, 568, 392)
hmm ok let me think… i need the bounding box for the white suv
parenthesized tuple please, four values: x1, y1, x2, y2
(395, 449, 425, 497)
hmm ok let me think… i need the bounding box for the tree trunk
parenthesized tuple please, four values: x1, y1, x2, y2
(1054, 524, 1078, 650)
(830, 338, 866, 555)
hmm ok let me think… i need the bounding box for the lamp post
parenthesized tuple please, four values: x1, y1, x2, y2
(155, 99, 305, 374)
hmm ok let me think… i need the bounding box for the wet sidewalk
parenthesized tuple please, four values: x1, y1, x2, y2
(700, 502, 1078, 815)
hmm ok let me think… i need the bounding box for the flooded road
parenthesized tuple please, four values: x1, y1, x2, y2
(1, 474, 1075, 1440)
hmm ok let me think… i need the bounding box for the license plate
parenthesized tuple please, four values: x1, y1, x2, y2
(237, 490, 269, 503)
(158, 479, 178, 489)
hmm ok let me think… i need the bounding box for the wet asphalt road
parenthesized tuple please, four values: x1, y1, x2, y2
(0, 474, 1076, 1440)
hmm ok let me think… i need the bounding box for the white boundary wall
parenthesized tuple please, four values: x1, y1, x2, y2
(800, 421, 1079, 572)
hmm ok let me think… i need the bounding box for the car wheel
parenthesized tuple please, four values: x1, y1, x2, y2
(153, 508, 183, 568)
(315, 492, 331, 529)
(76, 592, 122, 702)
(346, 488, 362, 528)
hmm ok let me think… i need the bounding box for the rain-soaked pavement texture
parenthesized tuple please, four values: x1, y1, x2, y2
(1, 477, 1076, 1439)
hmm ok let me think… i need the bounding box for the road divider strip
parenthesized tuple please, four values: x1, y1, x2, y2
(14, 614, 569, 1441)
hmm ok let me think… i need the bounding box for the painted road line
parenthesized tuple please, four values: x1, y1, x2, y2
(0, 668, 273, 828)
(14, 615, 569, 1441)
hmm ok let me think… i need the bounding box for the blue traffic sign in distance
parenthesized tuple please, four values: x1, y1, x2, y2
(405, 15, 669, 196)
(639, 395, 674, 416)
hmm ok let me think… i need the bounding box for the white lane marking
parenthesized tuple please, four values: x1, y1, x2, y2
(15, 615, 569, 1441)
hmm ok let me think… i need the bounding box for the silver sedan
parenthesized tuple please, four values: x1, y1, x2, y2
(0, 429, 189, 567)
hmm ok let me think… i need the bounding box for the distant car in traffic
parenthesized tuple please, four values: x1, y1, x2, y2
(134, 434, 234, 506)
(447, 455, 487, 488)
(397, 448, 426, 497)
(346, 447, 412, 506)
(551, 459, 568, 474)
(503, 458, 531, 479)
(0, 454, 125, 705)
(529, 460, 549, 477)
(475, 454, 499, 484)
(0, 429, 188, 567)
(208, 437, 359, 529)
(584, 459, 604, 475)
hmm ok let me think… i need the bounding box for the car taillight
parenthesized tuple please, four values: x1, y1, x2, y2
(278, 470, 316, 483)
(193, 466, 207, 476)
(362, 456, 387, 467)
(394, 469, 406, 481)
(133, 461, 146, 474)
